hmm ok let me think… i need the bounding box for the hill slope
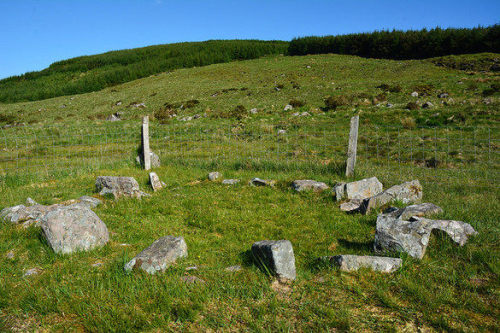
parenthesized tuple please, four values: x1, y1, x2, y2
(0, 40, 288, 103)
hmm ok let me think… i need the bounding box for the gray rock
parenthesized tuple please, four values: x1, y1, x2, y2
(208, 172, 222, 181)
(300, 112, 311, 117)
(124, 236, 187, 274)
(361, 180, 422, 215)
(339, 199, 363, 213)
(292, 180, 329, 192)
(374, 213, 477, 259)
(149, 172, 165, 192)
(386, 203, 443, 220)
(284, 105, 293, 111)
(6, 251, 14, 259)
(77, 196, 102, 208)
(250, 108, 258, 114)
(41, 205, 109, 254)
(95, 176, 146, 199)
(334, 177, 383, 201)
(26, 197, 38, 206)
(24, 268, 40, 277)
(411, 91, 419, 97)
(185, 266, 198, 271)
(136, 151, 161, 168)
(106, 114, 121, 122)
(225, 265, 242, 272)
(422, 102, 434, 109)
(320, 255, 402, 273)
(277, 129, 286, 135)
(181, 276, 205, 285)
(251, 240, 296, 281)
(386, 103, 394, 108)
(438, 93, 449, 98)
(222, 179, 240, 185)
(1, 204, 60, 227)
(250, 178, 276, 187)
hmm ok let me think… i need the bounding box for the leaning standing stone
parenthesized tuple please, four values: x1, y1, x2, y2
(124, 236, 188, 274)
(251, 240, 296, 281)
(149, 172, 165, 192)
(41, 205, 109, 254)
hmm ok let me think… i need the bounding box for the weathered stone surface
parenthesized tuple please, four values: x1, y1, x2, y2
(334, 177, 383, 201)
(292, 180, 329, 192)
(6, 251, 14, 259)
(422, 101, 434, 109)
(284, 104, 293, 111)
(374, 213, 477, 259)
(24, 268, 40, 277)
(320, 255, 402, 273)
(249, 178, 276, 187)
(41, 205, 109, 254)
(95, 176, 146, 199)
(250, 108, 258, 114)
(339, 199, 363, 213)
(208, 172, 222, 181)
(1, 204, 59, 227)
(361, 180, 422, 214)
(149, 172, 165, 192)
(124, 236, 187, 274)
(26, 197, 38, 206)
(411, 91, 419, 97)
(251, 240, 296, 281)
(385, 203, 443, 220)
(76, 196, 102, 208)
(136, 151, 161, 168)
(277, 129, 286, 135)
(222, 179, 240, 185)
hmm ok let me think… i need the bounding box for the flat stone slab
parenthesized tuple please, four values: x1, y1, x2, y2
(124, 236, 187, 274)
(225, 265, 242, 272)
(386, 203, 443, 220)
(95, 176, 146, 199)
(149, 172, 165, 192)
(41, 205, 109, 254)
(339, 199, 363, 213)
(334, 177, 383, 201)
(320, 255, 402, 273)
(249, 178, 276, 187)
(251, 240, 296, 281)
(208, 172, 222, 181)
(361, 180, 423, 214)
(292, 180, 329, 192)
(374, 213, 477, 259)
(222, 179, 240, 185)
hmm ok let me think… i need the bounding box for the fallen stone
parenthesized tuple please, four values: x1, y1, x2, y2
(106, 114, 121, 122)
(411, 91, 419, 97)
(124, 236, 187, 274)
(41, 204, 109, 254)
(361, 180, 422, 215)
(277, 129, 286, 135)
(185, 266, 198, 271)
(222, 179, 240, 185)
(422, 101, 434, 109)
(1, 203, 60, 227)
(225, 265, 242, 272)
(95, 176, 146, 199)
(284, 105, 293, 111)
(76, 196, 102, 208)
(26, 198, 38, 206)
(374, 213, 477, 259)
(6, 251, 14, 259)
(251, 240, 296, 281)
(208, 172, 222, 181)
(250, 108, 258, 114)
(334, 177, 383, 201)
(339, 199, 363, 213)
(149, 172, 165, 192)
(319, 255, 402, 273)
(250, 178, 276, 187)
(385, 203, 443, 220)
(136, 151, 161, 168)
(438, 93, 449, 98)
(292, 180, 329, 192)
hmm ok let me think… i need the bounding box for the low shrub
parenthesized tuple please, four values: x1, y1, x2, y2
(413, 84, 434, 96)
(183, 100, 199, 109)
(289, 99, 305, 108)
(229, 105, 247, 119)
(401, 117, 416, 129)
(406, 102, 419, 110)
(324, 95, 351, 110)
(0, 114, 16, 124)
(154, 106, 176, 123)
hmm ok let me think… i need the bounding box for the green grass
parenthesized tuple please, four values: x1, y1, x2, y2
(0, 53, 499, 331)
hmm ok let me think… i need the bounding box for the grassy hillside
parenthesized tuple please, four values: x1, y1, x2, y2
(0, 40, 288, 103)
(0, 53, 499, 331)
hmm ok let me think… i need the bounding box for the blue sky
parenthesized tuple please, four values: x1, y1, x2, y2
(0, 0, 498, 79)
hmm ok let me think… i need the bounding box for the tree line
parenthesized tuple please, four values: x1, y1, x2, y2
(0, 40, 288, 103)
(288, 25, 500, 59)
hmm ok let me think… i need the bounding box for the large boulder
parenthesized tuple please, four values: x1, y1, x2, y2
(124, 236, 188, 274)
(136, 151, 161, 168)
(374, 213, 477, 259)
(1, 197, 102, 227)
(319, 255, 402, 273)
(251, 240, 296, 281)
(385, 203, 443, 220)
(292, 180, 329, 192)
(41, 204, 109, 254)
(361, 180, 422, 214)
(334, 177, 383, 201)
(95, 176, 146, 199)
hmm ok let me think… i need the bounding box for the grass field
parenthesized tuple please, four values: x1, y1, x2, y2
(0, 53, 499, 331)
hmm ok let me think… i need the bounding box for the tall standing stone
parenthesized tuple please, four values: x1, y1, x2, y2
(251, 240, 296, 281)
(142, 116, 151, 170)
(345, 115, 359, 177)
